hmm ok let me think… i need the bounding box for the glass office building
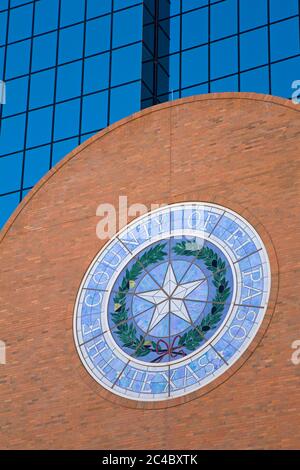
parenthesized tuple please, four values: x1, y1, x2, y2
(0, 0, 299, 228)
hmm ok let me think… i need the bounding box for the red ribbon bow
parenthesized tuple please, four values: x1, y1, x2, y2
(154, 335, 186, 362)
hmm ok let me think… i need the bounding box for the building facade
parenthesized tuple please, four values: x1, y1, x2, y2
(0, 93, 299, 449)
(0, 0, 300, 227)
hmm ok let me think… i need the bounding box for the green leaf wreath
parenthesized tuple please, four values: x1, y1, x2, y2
(110, 240, 231, 359)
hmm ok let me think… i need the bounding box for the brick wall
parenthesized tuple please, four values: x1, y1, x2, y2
(0, 93, 299, 449)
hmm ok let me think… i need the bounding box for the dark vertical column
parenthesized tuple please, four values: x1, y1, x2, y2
(141, 0, 170, 108)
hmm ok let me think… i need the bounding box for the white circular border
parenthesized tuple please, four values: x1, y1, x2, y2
(73, 202, 271, 402)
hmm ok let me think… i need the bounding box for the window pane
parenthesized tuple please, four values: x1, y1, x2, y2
(81, 90, 108, 133)
(52, 137, 78, 165)
(113, 5, 143, 48)
(0, 192, 20, 228)
(272, 56, 300, 98)
(2, 76, 28, 117)
(8, 3, 33, 42)
(84, 53, 110, 94)
(0, 115, 26, 155)
(270, 0, 299, 21)
(182, 45, 208, 88)
(0, 11, 8, 47)
(57, 61, 82, 101)
(30, 69, 55, 109)
(24, 145, 51, 187)
(34, 0, 59, 35)
(211, 75, 238, 93)
(85, 16, 110, 55)
(110, 82, 141, 124)
(59, 24, 84, 64)
(87, 0, 112, 19)
(239, 0, 267, 32)
(240, 28, 268, 71)
(241, 66, 269, 94)
(111, 43, 142, 87)
(60, 0, 85, 27)
(54, 99, 80, 140)
(211, 0, 237, 40)
(270, 18, 299, 62)
(211, 37, 238, 79)
(182, 8, 208, 49)
(32, 32, 57, 72)
(6, 39, 31, 79)
(181, 83, 208, 97)
(27, 106, 53, 147)
(0, 153, 22, 194)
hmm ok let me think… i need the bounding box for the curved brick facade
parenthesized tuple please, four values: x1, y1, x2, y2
(0, 93, 299, 449)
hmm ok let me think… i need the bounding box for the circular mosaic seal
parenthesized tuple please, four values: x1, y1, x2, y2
(74, 203, 271, 402)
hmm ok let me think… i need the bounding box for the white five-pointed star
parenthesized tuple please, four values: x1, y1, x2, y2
(136, 264, 204, 332)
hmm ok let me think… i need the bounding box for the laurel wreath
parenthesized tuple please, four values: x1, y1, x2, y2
(111, 240, 231, 358)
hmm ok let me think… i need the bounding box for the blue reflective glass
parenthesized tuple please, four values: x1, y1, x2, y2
(110, 82, 141, 123)
(168, 16, 180, 54)
(85, 15, 110, 55)
(211, 75, 238, 93)
(270, 0, 299, 21)
(113, 5, 143, 48)
(182, 45, 208, 87)
(272, 56, 300, 98)
(60, 0, 85, 27)
(182, 8, 208, 49)
(57, 61, 82, 101)
(23, 145, 51, 187)
(87, 0, 112, 19)
(169, 53, 179, 91)
(211, 37, 238, 79)
(8, 3, 33, 42)
(6, 39, 31, 79)
(81, 91, 108, 133)
(0, 11, 7, 46)
(240, 28, 268, 70)
(32, 32, 57, 72)
(29, 69, 55, 109)
(241, 66, 269, 94)
(211, 0, 237, 40)
(182, 0, 208, 13)
(0, 115, 26, 155)
(59, 24, 84, 64)
(270, 18, 299, 62)
(2, 76, 28, 117)
(114, 0, 141, 9)
(83, 53, 109, 93)
(240, 0, 267, 32)
(34, 0, 59, 35)
(0, 192, 19, 227)
(0, 153, 22, 193)
(111, 43, 142, 87)
(27, 106, 53, 147)
(52, 137, 78, 165)
(181, 83, 208, 97)
(54, 98, 80, 140)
